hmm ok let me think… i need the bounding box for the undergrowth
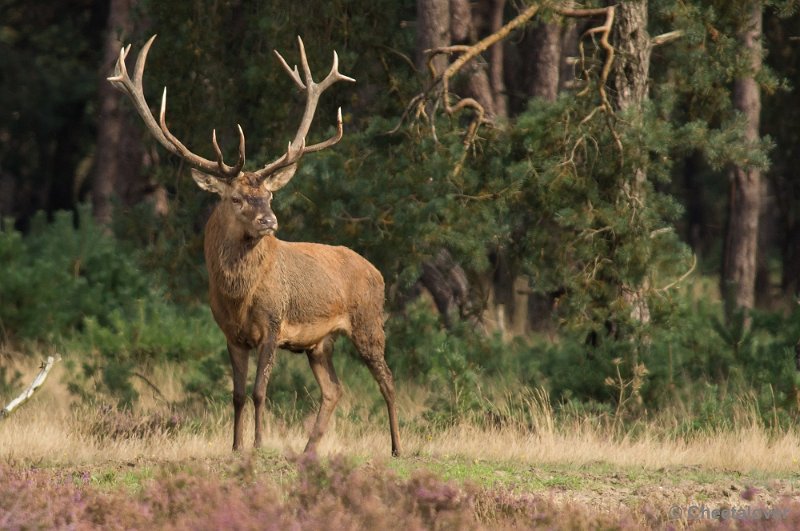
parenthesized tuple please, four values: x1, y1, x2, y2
(2, 207, 800, 435)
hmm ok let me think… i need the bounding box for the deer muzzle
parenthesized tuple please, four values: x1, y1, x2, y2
(255, 213, 278, 235)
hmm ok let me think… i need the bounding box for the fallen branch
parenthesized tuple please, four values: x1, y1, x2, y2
(1, 355, 60, 419)
(132, 371, 170, 404)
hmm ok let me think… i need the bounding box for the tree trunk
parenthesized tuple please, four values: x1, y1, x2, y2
(414, 0, 477, 326)
(527, 22, 561, 101)
(494, 16, 562, 336)
(684, 151, 710, 258)
(416, 0, 450, 73)
(559, 20, 582, 92)
(449, 0, 497, 117)
(610, 1, 652, 325)
(505, 16, 562, 114)
(783, 226, 800, 296)
(756, 177, 776, 307)
(92, 0, 145, 225)
(488, 0, 508, 117)
(419, 249, 473, 327)
(721, 3, 762, 318)
(610, 4, 651, 113)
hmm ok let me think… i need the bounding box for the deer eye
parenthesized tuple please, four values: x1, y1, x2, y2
(231, 197, 242, 206)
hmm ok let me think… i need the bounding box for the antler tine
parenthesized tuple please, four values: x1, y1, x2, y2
(211, 126, 247, 178)
(132, 35, 157, 89)
(297, 36, 313, 87)
(109, 35, 246, 180)
(258, 138, 307, 177)
(274, 49, 306, 90)
(108, 44, 131, 83)
(303, 107, 344, 154)
(319, 51, 357, 91)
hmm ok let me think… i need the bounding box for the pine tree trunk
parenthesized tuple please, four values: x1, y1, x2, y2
(722, 3, 762, 318)
(610, 1, 652, 324)
(488, 0, 508, 117)
(527, 22, 561, 101)
(494, 18, 562, 335)
(449, 0, 497, 117)
(416, 0, 450, 73)
(415, 0, 477, 326)
(92, 0, 145, 225)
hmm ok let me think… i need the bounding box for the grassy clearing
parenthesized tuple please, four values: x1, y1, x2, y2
(2, 357, 800, 529)
(4, 360, 800, 473)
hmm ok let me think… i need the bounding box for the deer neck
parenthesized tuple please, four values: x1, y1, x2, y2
(205, 203, 277, 299)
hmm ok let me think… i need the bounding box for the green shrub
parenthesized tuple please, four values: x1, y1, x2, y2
(0, 207, 150, 341)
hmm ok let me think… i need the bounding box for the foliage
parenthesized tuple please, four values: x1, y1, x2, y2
(0, 206, 150, 341)
(0, 206, 224, 407)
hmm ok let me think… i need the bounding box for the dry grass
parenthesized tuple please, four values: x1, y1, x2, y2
(2, 361, 800, 476)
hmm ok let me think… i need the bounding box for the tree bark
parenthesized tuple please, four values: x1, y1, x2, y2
(527, 22, 561, 101)
(611, 1, 652, 325)
(417, 0, 450, 73)
(559, 20, 582, 92)
(92, 0, 145, 225)
(448, 0, 497, 117)
(722, 3, 762, 318)
(684, 151, 710, 258)
(494, 15, 562, 336)
(488, 0, 508, 117)
(610, 4, 651, 113)
(420, 249, 473, 327)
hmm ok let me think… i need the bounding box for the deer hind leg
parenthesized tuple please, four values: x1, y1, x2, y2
(304, 336, 341, 454)
(227, 342, 250, 451)
(352, 325, 401, 457)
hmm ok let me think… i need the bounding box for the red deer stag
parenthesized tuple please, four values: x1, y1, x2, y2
(108, 35, 400, 456)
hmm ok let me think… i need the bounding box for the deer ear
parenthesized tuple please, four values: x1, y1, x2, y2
(264, 164, 298, 192)
(191, 169, 231, 196)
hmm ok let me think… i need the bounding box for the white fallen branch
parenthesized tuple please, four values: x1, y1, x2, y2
(1, 355, 60, 419)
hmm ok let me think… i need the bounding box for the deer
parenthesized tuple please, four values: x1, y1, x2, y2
(108, 35, 401, 456)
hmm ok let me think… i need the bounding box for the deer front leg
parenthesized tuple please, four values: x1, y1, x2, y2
(253, 335, 277, 448)
(304, 336, 341, 454)
(227, 342, 250, 451)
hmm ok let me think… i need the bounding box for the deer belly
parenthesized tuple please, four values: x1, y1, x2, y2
(278, 316, 351, 350)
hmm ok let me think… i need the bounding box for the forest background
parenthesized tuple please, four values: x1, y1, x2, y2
(2, 0, 800, 451)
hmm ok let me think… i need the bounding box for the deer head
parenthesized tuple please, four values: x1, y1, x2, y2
(108, 35, 355, 239)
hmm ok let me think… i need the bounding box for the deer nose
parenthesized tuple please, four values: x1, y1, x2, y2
(256, 214, 278, 231)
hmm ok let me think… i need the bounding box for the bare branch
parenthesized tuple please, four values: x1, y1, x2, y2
(651, 30, 685, 47)
(655, 254, 697, 293)
(397, 3, 618, 147)
(1, 355, 60, 419)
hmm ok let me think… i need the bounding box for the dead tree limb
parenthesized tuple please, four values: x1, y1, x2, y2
(1, 355, 60, 419)
(394, 2, 617, 146)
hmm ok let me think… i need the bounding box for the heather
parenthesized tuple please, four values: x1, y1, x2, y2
(0, 455, 606, 530)
(4, 451, 799, 530)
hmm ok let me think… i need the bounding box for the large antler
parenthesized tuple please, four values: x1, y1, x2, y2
(253, 36, 355, 190)
(108, 35, 245, 181)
